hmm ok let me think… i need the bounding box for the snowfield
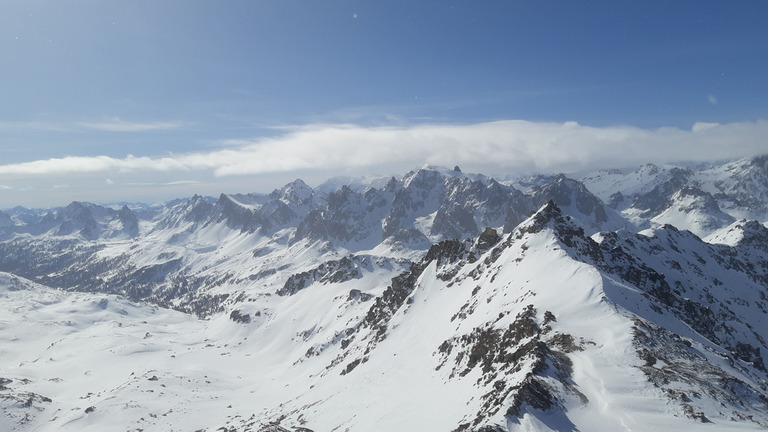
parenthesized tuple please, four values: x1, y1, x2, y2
(1, 155, 767, 431)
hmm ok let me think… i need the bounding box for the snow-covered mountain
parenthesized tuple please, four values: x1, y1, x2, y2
(1, 155, 767, 431)
(581, 154, 768, 237)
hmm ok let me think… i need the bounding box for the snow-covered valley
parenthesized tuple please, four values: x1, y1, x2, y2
(1, 155, 768, 431)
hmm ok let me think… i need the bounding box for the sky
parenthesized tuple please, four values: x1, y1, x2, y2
(1, 0, 767, 208)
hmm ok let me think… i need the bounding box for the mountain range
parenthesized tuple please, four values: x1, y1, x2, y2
(1, 154, 767, 431)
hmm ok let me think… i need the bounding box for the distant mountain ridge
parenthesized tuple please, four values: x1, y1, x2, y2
(0, 154, 767, 431)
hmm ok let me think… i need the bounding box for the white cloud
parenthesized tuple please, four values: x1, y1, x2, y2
(0, 119, 766, 182)
(78, 118, 185, 132)
(708, 95, 718, 105)
(692, 122, 720, 133)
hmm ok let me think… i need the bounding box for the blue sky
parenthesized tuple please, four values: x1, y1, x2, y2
(1, 1, 767, 208)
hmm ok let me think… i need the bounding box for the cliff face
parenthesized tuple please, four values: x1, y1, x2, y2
(1, 156, 767, 431)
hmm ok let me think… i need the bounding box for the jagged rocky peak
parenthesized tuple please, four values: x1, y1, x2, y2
(709, 154, 768, 211)
(578, 154, 768, 239)
(518, 200, 576, 236)
(385, 166, 526, 243)
(402, 165, 445, 189)
(430, 174, 485, 240)
(430, 201, 479, 240)
(185, 194, 218, 223)
(631, 166, 694, 215)
(24, 201, 141, 240)
(672, 186, 728, 217)
(530, 174, 609, 225)
(383, 169, 446, 239)
(401, 163, 476, 190)
(726, 153, 768, 174)
(217, 192, 239, 209)
(736, 219, 768, 246)
(59, 201, 96, 219)
(650, 185, 735, 238)
(514, 200, 583, 243)
(293, 184, 378, 246)
(326, 184, 357, 209)
(2, 157, 768, 431)
(270, 178, 314, 206)
(635, 162, 661, 176)
(217, 193, 264, 231)
(672, 185, 720, 210)
(153, 194, 219, 231)
(383, 175, 399, 193)
(707, 218, 768, 249)
(5, 206, 43, 226)
(116, 205, 139, 237)
(54, 201, 100, 238)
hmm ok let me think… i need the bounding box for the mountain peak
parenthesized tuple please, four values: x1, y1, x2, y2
(271, 178, 314, 206)
(636, 163, 660, 176)
(404, 164, 468, 185)
(518, 200, 567, 234)
(707, 218, 768, 249)
(1, 157, 768, 431)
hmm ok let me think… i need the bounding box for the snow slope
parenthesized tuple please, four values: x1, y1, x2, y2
(581, 154, 768, 237)
(3, 202, 767, 431)
(1, 156, 768, 431)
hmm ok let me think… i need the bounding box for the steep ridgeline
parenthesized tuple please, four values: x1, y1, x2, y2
(0, 166, 621, 317)
(0, 156, 767, 431)
(0, 201, 140, 241)
(5, 200, 761, 431)
(582, 154, 768, 237)
(219, 201, 765, 431)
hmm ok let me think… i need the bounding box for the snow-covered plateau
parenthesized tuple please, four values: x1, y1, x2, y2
(1, 155, 768, 431)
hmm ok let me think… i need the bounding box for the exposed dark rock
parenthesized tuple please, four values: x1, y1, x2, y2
(270, 178, 314, 207)
(531, 175, 609, 224)
(477, 228, 500, 249)
(632, 319, 768, 426)
(115, 205, 139, 237)
(439, 306, 586, 430)
(293, 185, 376, 245)
(347, 289, 374, 302)
(506, 375, 555, 416)
(340, 357, 365, 376)
(631, 167, 693, 217)
(257, 425, 292, 432)
(229, 309, 252, 324)
(733, 342, 767, 372)
(218, 194, 271, 232)
(277, 255, 380, 296)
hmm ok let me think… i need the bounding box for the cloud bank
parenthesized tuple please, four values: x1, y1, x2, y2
(0, 119, 765, 180)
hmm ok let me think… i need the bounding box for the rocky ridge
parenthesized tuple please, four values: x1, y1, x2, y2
(0, 155, 767, 431)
